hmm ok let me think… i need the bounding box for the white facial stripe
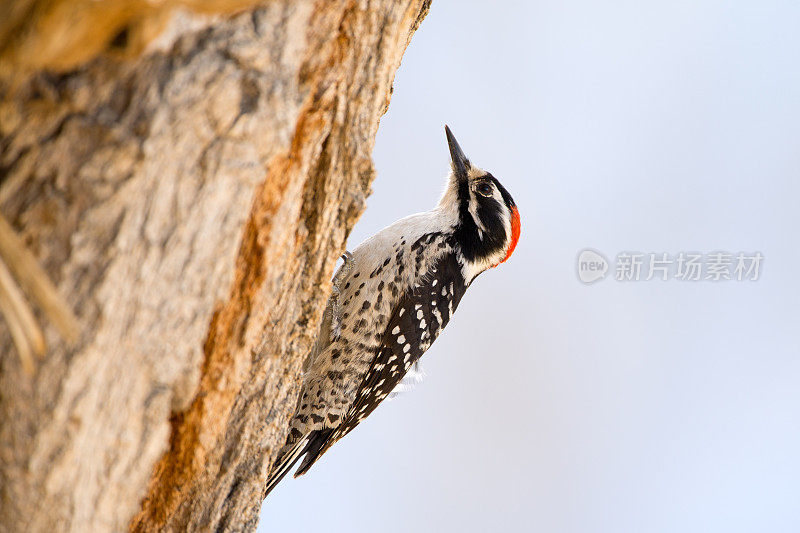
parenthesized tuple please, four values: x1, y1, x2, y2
(468, 193, 486, 237)
(466, 166, 488, 236)
(497, 198, 512, 247)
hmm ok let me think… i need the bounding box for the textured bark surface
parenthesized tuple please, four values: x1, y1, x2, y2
(0, 1, 430, 531)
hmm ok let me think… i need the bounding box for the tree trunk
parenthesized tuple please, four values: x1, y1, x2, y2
(0, 1, 430, 531)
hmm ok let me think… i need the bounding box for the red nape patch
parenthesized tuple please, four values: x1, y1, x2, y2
(498, 206, 521, 265)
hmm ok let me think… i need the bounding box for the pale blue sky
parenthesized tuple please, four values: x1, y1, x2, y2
(260, 2, 800, 531)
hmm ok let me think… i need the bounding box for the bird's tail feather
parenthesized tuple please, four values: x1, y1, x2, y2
(264, 435, 310, 498)
(293, 428, 333, 477)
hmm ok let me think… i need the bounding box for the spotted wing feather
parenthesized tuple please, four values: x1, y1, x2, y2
(294, 252, 467, 474)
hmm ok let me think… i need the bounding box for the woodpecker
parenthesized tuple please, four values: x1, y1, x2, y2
(265, 126, 520, 496)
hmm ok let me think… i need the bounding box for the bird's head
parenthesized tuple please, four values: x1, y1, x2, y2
(438, 126, 520, 278)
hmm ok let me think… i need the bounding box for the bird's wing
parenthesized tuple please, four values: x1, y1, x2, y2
(293, 252, 467, 475)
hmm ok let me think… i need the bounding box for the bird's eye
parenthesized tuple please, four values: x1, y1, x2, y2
(476, 181, 493, 197)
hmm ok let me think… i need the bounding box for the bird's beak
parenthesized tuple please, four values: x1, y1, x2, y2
(445, 125, 470, 181)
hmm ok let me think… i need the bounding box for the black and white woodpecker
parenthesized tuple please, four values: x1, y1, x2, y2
(265, 126, 521, 496)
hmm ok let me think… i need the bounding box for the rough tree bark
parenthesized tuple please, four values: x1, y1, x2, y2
(0, 1, 430, 531)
